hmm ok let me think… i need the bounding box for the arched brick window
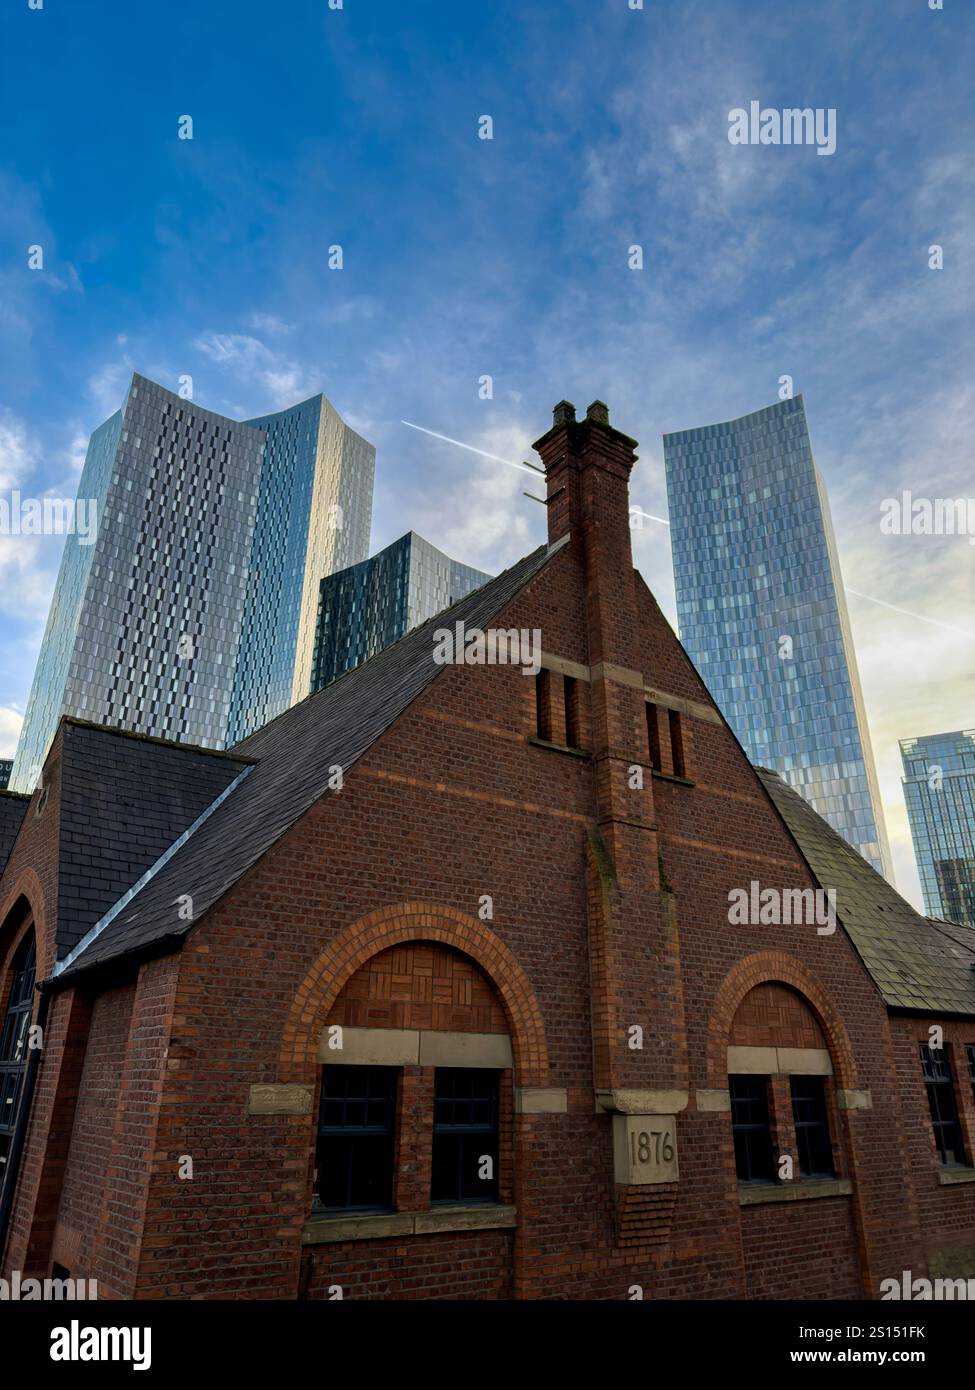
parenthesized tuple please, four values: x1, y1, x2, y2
(727, 982, 841, 1187)
(313, 942, 514, 1217)
(0, 930, 37, 1190)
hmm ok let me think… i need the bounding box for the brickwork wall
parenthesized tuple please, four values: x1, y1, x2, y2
(1, 416, 965, 1301)
(889, 1015, 975, 1284)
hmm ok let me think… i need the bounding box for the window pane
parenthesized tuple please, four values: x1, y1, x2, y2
(919, 1044, 967, 1167)
(729, 1074, 775, 1183)
(790, 1075, 835, 1178)
(0, 932, 37, 1197)
(431, 1068, 499, 1204)
(315, 1065, 397, 1211)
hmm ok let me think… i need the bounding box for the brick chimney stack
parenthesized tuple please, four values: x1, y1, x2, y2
(532, 403, 688, 1103)
(532, 400, 640, 670)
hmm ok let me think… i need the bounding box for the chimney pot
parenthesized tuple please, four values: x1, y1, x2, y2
(586, 400, 610, 425)
(552, 400, 577, 427)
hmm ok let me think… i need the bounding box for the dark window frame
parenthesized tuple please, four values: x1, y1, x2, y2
(790, 1074, 836, 1179)
(729, 1074, 776, 1184)
(314, 1064, 398, 1212)
(920, 1043, 968, 1167)
(431, 1068, 500, 1206)
(0, 931, 37, 1185)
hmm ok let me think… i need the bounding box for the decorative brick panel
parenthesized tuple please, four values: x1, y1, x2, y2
(616, 1183, 679, 1248)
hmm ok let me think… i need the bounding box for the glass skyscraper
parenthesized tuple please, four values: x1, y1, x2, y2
(11, 373, 374, 791)
(900, 730, 975, 928)
(663, 395, 892, 879)
(311, 531, 491, 690)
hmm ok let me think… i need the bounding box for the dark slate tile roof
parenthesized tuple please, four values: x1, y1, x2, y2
(55, 541, 559, 983)
(56, 722, 252, 959)
(0, 792, 30, 881)
(757, 768, 975, 1016)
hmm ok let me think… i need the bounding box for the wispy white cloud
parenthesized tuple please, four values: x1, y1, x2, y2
(0, 705, 23, 760)
(193, 332, 319, 410)
(87, 358, 133, 418)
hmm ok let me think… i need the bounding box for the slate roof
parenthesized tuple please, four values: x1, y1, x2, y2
(53, 541, 559, 984)
(55, 722, 251, 958)
(758, 768, 975, 1016)
(0, 791, 30, 881)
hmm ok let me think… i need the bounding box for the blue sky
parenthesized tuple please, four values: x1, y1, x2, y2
(1, 0, 973, 906)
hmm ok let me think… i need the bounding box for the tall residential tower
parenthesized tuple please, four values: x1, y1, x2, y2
(901, 730, 975, 928)
(310, 531, 491, 690)
(663, 395, 892, 878)
(11, 374, 374, 790)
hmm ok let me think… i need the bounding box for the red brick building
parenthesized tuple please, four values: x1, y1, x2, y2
(1, 400, 974, 1300)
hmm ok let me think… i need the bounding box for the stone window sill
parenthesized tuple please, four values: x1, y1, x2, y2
(302, 1204, 517, 1245)
(738, 1178, 852, 1207)
(651, 770, 694, 787)
(527, 736, 590, 759)
(937, 1166, 975, 1186)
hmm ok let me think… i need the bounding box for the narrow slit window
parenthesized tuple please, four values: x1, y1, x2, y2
(564, 675, 579, 749)
(535, 670, 552, 742)
(646, 702, 662, 771)
(668, 709, 686, 778)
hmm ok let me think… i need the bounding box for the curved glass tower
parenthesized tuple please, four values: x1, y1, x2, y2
(663, 395, 892, 879)
(11, 374, 374, 791)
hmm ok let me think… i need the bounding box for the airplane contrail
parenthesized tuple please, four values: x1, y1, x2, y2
(401, 421, 542, 475)
(402, 422, 968, 637)
(844, 589, 973, 639)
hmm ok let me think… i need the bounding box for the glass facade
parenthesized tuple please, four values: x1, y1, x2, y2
(10, 374, 375, 791)
(226, 394, 375, 742)
(663, 395, 892, 878)
(900, 730, 975, 927)
(311, 531, 491, 691)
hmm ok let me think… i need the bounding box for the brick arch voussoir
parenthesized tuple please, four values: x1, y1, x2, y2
(279, 902, 549, 1087)
(0, 869, 48, 975)
(707, 951, 858, 1089)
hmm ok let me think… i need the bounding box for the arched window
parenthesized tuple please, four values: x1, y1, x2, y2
(727, 981, 838, 1187)
(313, 942, 511, 1216)
(0, 931, 37, 1185)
